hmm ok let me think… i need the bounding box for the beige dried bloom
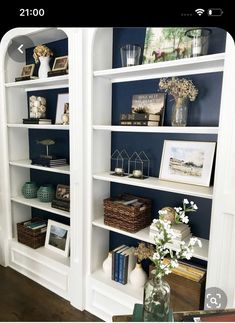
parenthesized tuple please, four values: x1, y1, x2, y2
(159, 77, 198, 101)
(33, 44, 53, 63)
(134, 242, 155, 263)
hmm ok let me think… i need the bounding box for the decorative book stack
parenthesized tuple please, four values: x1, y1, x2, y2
(51, 184, 70, 212)
(48, 69, 68, 77)
(23, 118, 52, 124)
(111, 245, 135, 285)
(150, 222, 191, 246)
(120, 113, 160, 126)
(15, 76, 38, 82)
(31, 156, 68, 167)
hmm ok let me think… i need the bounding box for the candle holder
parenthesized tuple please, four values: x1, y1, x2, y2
(185, 28, 212, 57)
(120, 44, 141, 67)
(110, 149, 129, 176)
(128, 151, 150, 180)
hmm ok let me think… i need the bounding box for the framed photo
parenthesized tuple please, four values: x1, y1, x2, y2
(159, 140, 216, 187)
(52, 55, 68, 71)
(55, 93, 69, 124)
(45, 220, 70, 257)
(131, 93, 166, 125)
(143, 27, 190, 64)
(21, 64, 35, 77)
(56, 184, 70, 202)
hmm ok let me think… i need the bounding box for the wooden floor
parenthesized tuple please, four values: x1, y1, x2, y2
(0, 266, 102, 322)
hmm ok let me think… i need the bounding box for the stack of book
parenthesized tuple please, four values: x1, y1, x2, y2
(48, 69, 68, 77)
(23, 118, 52, 124)
(23, 219, 47, 231)
(150, 222, 191, 246)
(111, 245, 136, 285)
(51, 184, 70, 212)
(15, 76, 38, 82)
(31, 156, 68, 167)
(120, 113, 160, 126)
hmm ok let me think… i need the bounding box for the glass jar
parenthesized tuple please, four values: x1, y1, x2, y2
(21, 181, 38, 199)
(185, 28, 212, 57)
(171, 97, 188, 127)
(120, 44, 141, 67)
(143, 276, 170, 322)
(37, 184, 55, 202)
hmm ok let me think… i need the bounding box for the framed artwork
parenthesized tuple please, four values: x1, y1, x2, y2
(159, 140, 216, 187)
(56, 184, 70, 202)
(55, 93, 69, 124)
(21, 64, 35, 77)
(52, 55, 68, 71)
(143, 27, 190, 64)
(45, 220, 70, 257)
(131, 93, 166, 125)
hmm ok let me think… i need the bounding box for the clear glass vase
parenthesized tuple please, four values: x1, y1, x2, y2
(143, 276, 170, 322)
(171, 97, 188, 127)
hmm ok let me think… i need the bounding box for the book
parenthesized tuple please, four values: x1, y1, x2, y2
(15, 76, 38, 82)
(51, 199, 70, 212)
(131, 93, 166, 125)
(114, 246, 129, 282)
(120, 120, 159, 126)
(48, 69, 68, 77)
(120, 113, 161, 122)
(111, 245, 126, 280)
(23, 118, 52, 124)
(132, 304, 173, 322)
(182, 311, 235, 322)
(31, 157, 67, 167)
(120, 247, 135, 284)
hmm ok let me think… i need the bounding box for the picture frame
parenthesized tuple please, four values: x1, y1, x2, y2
(21, 64, 35, 77)
(52, 55, 68, 71)
(55, 93, 69, 124)
(159, 140, 216, 187)
(143, 27, 190, 64)
(56, 184, 70, 202)
(45, 220, 70, 257)
(131, 93, 166, 125)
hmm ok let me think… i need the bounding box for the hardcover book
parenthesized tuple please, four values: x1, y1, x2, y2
(120, 113, 161, 122)
(131, 93, 166, 125)
(120, 120, 159, 126)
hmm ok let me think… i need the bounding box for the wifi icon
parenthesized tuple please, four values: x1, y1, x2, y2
(195, 8, 205, 16)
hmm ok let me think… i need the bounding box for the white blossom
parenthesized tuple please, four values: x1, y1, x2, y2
(183, 198, 189, 204)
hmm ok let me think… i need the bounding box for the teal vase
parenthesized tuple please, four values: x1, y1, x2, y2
(37, 184, 55, 202)
(21, 181, 38, 199)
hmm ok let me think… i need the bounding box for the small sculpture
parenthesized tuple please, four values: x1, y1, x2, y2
(61, 103, 69, 125)
(37, 139, 55, 158)
(29, 96, 47, 119)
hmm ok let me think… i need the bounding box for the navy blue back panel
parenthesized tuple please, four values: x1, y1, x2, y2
(108, 27, 226, 252)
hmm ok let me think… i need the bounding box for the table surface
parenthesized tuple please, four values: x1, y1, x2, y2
(112, 308, 235, 322)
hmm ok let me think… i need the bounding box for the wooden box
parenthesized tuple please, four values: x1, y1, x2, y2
(103, 194, 152, 233)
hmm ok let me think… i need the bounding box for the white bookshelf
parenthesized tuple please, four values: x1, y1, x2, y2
(11, 196, 70, 218)
(7, 124, 69, 130)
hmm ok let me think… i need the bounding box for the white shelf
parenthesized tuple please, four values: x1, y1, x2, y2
(10, 238, 70, 269)
(90, 269, 143, 302)
(9, 159, 70, 175)
(93, 125, 219, 134)
(94, 54, 225, 83)
(7, 124, 69, 130)
(93, 172, 213, 199)
(11, 196, 70, 218)
(5, 75, 69, 91)
(92, 217, 209, 261)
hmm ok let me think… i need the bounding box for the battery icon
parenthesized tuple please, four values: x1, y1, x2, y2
(207, 8, 223, 16)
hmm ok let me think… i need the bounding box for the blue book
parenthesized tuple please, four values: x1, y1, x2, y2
(111, 245, 126, 281)
(114, 246, 128, 282)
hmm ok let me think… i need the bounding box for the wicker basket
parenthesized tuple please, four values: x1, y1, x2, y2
(17, 217, 47, 249)
(104, 194, 152, 233)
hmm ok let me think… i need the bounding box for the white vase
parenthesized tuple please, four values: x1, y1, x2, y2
(38, 56, 51, 79)
(102, 252, 112, 278)
(129, 262, 147, 288)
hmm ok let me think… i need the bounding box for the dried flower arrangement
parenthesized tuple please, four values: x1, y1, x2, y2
(159, 77, 198, 102)
(33, 44, 53, 63)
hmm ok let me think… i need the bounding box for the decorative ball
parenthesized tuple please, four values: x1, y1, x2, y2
(159, 206, 176, 224)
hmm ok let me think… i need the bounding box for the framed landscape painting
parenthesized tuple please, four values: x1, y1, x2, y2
(159, 140, 216, 187)
(45, 220, 70, 257)
(143, 27, 190, 64)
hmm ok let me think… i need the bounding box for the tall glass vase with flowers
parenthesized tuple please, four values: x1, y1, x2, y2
(159, 77, 198, 126)
(142, 203, 201, 321)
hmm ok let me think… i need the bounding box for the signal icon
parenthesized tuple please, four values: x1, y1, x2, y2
(195, 8, 205, 16)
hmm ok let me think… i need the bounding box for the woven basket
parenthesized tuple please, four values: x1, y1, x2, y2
(17, 217, 47, 249)
(104, 194, 152, 233)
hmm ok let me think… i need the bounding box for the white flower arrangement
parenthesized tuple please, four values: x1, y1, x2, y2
(33, 44, 53, 64)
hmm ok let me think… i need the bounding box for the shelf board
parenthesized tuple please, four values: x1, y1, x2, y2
(10, 239, 70, 269)
(9, 159, 70, 175)
(94, 54, 225, 83)
(92, 217, 209, 261)
(93, 172, 213, 199)
(7, 124, 69, 130)
(11, 196, 70, 218)
(5, 75, 69, 91)
(90, 269, 143, 302)
(93, 125, 219, 134)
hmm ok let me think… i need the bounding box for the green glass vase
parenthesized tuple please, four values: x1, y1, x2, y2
(143, 276, 170, 322)
(37, 184, 55, 202)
